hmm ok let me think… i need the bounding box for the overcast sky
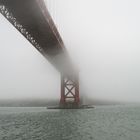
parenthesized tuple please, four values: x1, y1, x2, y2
(0, 0, 140, 103)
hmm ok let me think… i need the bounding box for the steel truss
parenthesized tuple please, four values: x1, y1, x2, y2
(60, 75, 80, 107)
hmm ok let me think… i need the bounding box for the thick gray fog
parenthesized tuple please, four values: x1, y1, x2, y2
(0, 0, 140, 103)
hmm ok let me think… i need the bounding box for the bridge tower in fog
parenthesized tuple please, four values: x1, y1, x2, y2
(0, 0, 80, 108)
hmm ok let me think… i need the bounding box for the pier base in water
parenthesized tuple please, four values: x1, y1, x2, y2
(47, 104, 94, 109)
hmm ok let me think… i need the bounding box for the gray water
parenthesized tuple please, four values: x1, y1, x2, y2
(0, 105, 140, 140)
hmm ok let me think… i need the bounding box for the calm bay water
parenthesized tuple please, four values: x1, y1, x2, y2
(0, 105, 140, 140)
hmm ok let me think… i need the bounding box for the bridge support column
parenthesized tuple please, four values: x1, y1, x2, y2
(60, 74, 80, 108)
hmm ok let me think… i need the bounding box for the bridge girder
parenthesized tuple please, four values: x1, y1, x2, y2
(0, 0, 80, 106)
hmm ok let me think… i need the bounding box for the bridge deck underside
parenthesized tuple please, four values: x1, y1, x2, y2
(0, 0, 73, 71)
(0, 0, 80, 106)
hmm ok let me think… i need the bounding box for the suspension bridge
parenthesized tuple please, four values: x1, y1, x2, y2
(0, 0, 82, 108)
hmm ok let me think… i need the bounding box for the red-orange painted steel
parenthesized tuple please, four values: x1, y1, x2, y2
(0, 0, 80, 107)
(60, 75, 80, 106)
